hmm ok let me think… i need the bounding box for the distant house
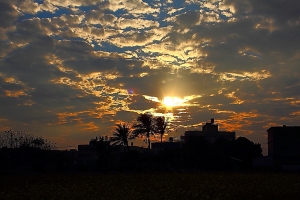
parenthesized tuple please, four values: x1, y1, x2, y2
(182, 118, 235, 143)
(77, 144, 98, 164)
(111, 144, 147, 154)
(77, 140, 149, 163)
(77, 140, 110, 163)
(253, 125, 300, 171)
(151, 140, 182, 153)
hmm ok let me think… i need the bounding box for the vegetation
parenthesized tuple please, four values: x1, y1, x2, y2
(1, 172, 299, 200)
(231, 137, 263, 169)
(0, 113, 265, 174)
(0, 130, 71, 173)
(133, 113, 156, 150)
(110, 123, 134, 152)
(0, 113, 265, 173)
(154, 116, 168, 144)
(0, 130, 56, 150)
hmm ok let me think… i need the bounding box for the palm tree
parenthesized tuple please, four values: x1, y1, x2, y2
(110, 123, 133, 152)
(133, 113, 155, 151)
(154, 116, 168, 151)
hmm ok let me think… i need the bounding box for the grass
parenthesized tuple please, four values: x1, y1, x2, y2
(1, 172, 300, 200)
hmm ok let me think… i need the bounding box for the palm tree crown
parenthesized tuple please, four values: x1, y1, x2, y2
(133, 113, 155, 150)
(110, 123, 133, 150)
(154, 116, 168, 144)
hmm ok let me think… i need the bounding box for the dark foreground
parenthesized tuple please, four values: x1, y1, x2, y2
(1, 172, 300, 200)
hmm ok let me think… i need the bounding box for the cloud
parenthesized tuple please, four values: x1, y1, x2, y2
(224, 0, 300, 24)
(85, 11, 117, 26)
(108, 29, 162, 48)
(0, 1, 20, 29)
(1, 0, 300, 154)
(43, 0, 102, 8)
(115, 18, 159, 30)
(173, 11, 201, 28)
(108, 0, 159, 14)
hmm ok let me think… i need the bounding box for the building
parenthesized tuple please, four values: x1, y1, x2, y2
(268, 125, 300, 157)
(254, 125, 300, 171)
(152, 142, 181, 152)
(77, 144, 98, 164)
(183, 118, 235, 143)
(111, 144, 147, 154)
(268, 125, 300, 168)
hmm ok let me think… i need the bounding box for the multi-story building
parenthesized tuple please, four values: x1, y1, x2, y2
(254, 125, 300, 170)
(183, 118, 235, 143)
(267, 125, 300, 168)
(268, 125, 300, 157)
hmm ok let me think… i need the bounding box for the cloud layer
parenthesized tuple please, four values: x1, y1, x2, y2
(1, 0, 300, 153)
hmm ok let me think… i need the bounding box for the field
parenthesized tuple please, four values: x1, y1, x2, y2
(1, 172, 300, 200)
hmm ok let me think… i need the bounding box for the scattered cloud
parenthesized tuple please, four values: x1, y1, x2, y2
(0, 0, 299, 153)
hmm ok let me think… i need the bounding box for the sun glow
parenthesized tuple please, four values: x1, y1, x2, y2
(162, 96, 186, 107)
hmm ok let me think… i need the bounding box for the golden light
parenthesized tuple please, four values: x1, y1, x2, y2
(162, 96, 186, 107)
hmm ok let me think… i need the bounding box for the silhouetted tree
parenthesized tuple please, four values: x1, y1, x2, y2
(213, 138, 235, 169)
(0, 130, 56, 150)
(154, 116, 168, 150)
(133, 113, 155, 151)
(0, 130, 62, 173)
(110, 123, 134, 152)
(232, 137, 263, 169)
(183, 136, 214, 169)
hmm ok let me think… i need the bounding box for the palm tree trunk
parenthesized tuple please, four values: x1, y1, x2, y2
(147, 132, 151, 151)
(159, 134, 162, 166)
(160, 134, 162, 152)
(126, 141, 130, 152)
(124, 140, 129, 152)
(148, 137, 151, 151)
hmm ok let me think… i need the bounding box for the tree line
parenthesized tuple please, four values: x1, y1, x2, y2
(88, 112, 263, 172)
(0, 112, 263, 173)
(108, 112, 171, 151)
(0, 130, 56, 150)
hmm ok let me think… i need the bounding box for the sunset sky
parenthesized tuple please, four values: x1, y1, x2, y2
(1, 0, 300, 154)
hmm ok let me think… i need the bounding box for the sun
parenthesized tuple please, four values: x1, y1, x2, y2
(162, 96, 185, 107)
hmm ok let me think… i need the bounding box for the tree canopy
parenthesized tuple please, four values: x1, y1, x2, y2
(0, 130, 57, 150)
(110, 123, 134, 151)
(133, 113, 156, 150)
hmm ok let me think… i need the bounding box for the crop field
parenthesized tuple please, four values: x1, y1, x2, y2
(0, 172, 300, 200)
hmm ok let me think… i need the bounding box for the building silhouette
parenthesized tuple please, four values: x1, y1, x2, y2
(268, 125, 300, 156)
(254, 125, 300, 171)
(77, 144, 99, 164)
(182, 118, 235, 143)
(151, 137, 182, 152)
(268, 125, 300, 169)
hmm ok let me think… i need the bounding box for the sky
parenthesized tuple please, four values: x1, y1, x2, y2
(0, 0, 300, 154)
